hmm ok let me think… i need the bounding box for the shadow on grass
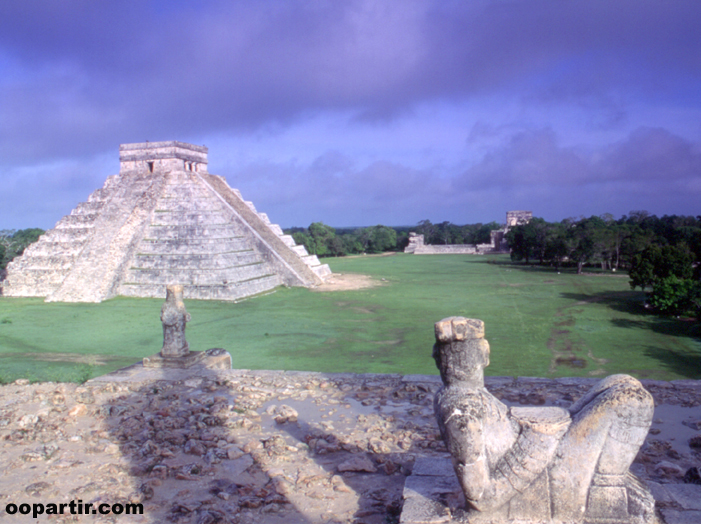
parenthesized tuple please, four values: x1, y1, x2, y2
(637, 344, 701, 379)
(476, 257, 627, 277)
(559, 291, 646, 315)
(557, 290, 701, 379)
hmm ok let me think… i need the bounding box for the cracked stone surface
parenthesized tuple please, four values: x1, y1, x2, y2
(0, 367, 698, 523)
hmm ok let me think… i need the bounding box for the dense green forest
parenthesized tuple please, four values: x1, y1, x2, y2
(504, 213, 701, 317)
(0, 228, 44, 273)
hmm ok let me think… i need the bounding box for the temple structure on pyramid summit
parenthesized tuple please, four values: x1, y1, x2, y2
(2, 141, 331, 303)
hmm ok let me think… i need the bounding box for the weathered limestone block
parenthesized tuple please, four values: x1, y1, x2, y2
(432, 316, 657, 523)
(161, 284, 191, 358)
(143, 285, 231, 369)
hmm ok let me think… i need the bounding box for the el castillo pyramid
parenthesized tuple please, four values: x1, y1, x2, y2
(2, 141, 330, 302)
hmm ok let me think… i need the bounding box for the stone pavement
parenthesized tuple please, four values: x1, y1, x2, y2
(0, 366, 698, 523)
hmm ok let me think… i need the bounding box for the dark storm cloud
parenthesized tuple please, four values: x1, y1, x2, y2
(0, 0, 699, 228)
(229, 125, 701, 227)
(453, 127, 701, 220)
(2, 0, 701, 162)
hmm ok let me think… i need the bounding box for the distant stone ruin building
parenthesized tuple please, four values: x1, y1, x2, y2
(404, 233, 485, 254)
(491, 210, 532, 252)
(405, 211, 532, 255)
(506, 210, 533, 227)
(2, 141, 330, 302)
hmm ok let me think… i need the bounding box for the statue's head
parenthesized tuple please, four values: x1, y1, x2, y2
(165, 284, 185, 303)
(432, 317, 490, 387)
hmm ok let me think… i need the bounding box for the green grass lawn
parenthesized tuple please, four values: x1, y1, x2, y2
(0, 253, 699, 382)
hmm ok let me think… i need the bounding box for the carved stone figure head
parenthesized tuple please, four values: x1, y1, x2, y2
(165, 284, 185, 305)
(432, 317, 490, 387)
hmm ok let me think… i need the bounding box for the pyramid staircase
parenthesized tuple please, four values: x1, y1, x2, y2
(2, 142, 330, 302)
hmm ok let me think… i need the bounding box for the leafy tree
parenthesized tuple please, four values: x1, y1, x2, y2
(566, 219, 596, 274)
(366, 225, 397, 253)
(475, 222, 501, 245)
(0, 228, 44, 270)
(506, 218, 549, 264)
(341, 235, 364, 254)
(629, 244, 694, 291)
(416, 220, 436, 244)
(308, 222, 336, 257)
(543, 223, 569, 269)
(647, 276, 698, 316)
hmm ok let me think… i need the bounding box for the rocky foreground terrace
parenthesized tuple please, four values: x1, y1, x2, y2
(0, 365, 699, 523)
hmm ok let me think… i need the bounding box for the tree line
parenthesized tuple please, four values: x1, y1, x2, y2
(285, 219, 503, 258)
(505, 212, 701, 316)
(0, 229, 44, 275)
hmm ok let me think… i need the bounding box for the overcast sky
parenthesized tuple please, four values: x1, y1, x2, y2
(1, 0, 700, 230)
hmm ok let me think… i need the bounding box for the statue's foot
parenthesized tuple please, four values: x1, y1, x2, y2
(585, 473, 656, 523)
(624, 472, 656, 523)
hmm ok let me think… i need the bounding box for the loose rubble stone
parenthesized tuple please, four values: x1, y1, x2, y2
(338, 456, 377, 473)
(656, 460, 685, 477)
(0, 367, 697, 523)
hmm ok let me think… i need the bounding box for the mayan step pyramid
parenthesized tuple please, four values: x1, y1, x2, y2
(2, 141, 331, 302)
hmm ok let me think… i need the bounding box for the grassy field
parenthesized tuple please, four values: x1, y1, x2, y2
(0, 253, 699, 383)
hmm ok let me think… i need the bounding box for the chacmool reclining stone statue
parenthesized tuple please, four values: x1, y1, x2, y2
(432, 317, 656, 524)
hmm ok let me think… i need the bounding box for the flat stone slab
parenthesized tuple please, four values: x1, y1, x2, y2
(400, 457, 671, 524)
(660, 509, 701, 524)
(412, 456, 454, 477)
(143, 350, 208, 368)
(665, 483, 701, 510)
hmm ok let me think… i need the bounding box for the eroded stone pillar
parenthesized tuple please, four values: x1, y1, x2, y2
(160, 284, 191, 358)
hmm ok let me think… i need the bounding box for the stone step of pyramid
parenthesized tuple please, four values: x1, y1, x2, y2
(3, 268, 73, 291)
(1, 280, 60, 297)
(312, 264, 333, 278)
(86, 188, 111, 202)
(130, 250, 261, 269)
(136, 238, 252, 255)
(55, 214, 101, 228)
(149, 211, 233, 226)
(36, 227, 93, 243)
(292, 245, 309, 256)
(268, 223, 284, 236)
(279, 234, 296, 247)
(119, 274, 282, 301)
(21, 241, 86, 258)
(71, 201, 106, 214)
(143, 224, 246, 240)
(302, 255, 322, 267)
(123, 264, 276, 286)
(5, 256, 76, 271)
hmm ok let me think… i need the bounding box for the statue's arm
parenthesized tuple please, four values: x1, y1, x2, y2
(161, 307, 185, 326)
(454, 420, 489, 502)
(470, 416, 570, 512)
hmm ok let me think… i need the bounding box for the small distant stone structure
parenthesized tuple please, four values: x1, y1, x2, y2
(405, 211, 533, 255)
(491, 210, 533, 252)
(2, 141, 330, 302)
(506, 210, 533, 227)
(403, 232, 424, 253)
(420, 316, 656, 524)
(143, 284, 231, 369)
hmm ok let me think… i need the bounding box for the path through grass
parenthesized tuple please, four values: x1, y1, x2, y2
(0, 254, 698, 382)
